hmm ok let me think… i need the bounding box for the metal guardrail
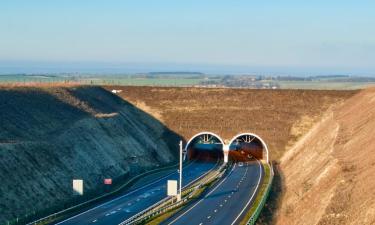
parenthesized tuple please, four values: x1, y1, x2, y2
(21, 163, 181, 225)
(119, 164, 226, 225)
(245, 162, 274, 225)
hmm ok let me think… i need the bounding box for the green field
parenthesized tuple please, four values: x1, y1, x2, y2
(0, 75, 74, 83)
(81, 77, 206, 86)
(275, 80, 375, 90)
(1, 74, 374, 90)
(0, 74, 212, 87)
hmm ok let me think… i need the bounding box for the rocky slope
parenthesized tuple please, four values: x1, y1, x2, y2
(274, 87, 375, 225)
(0, 86, 179, 224)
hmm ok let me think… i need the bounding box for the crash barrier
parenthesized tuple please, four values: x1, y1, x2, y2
(119, 163, 227, 225)
(20, 162, 181, 225)
(245, 162, 274, 225)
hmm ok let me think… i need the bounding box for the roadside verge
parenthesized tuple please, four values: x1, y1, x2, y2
(240, 161, 274, 225)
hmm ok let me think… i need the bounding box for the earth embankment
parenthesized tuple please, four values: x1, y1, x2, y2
(0, 86, 179, 223)
(105, 86, 356, 160)
(274, 87, 375, 225)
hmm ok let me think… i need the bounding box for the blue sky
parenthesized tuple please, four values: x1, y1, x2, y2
(0, 0, 374, 75)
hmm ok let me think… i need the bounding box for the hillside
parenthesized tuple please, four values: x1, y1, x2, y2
(105, 86, 357, 160)
(0, 86, 179, 224)
(272, 87, 375, 225)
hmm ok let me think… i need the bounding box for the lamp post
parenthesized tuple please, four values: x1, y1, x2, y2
(177, 140, 183, 201)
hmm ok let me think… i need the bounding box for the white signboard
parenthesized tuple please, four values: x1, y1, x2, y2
(167, 180, 178, 196)
(73, 179, 83, 195)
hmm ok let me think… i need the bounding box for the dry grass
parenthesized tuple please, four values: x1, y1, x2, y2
(273, 88, 375, 225)
(106, 86, 356, 161)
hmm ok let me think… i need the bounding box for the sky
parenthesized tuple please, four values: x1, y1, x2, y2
(0, 0, 374, 75)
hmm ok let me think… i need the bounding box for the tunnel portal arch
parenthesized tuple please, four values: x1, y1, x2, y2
(228, 133, 269, 163)
(184, 132, 225, 161)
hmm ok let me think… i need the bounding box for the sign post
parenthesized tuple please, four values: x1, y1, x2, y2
(104, 178, 112, 185)
(167, 180, 178, 203)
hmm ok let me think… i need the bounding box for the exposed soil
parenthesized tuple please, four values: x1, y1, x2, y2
(105, 86, 357, 160)
(269, 88, 375, 225)
(0, 85, 362, 224)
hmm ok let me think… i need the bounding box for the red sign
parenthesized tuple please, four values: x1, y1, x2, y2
(104, 179, 112, 185)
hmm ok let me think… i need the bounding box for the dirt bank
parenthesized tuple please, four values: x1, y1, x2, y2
(0, 86, 179, 224)
(273, 88, 375, 225)
(105, 86, 356, 160)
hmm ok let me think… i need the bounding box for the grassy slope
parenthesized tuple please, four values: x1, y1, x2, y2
(0, 86, 180, 224)
(106, 86, 357, 161)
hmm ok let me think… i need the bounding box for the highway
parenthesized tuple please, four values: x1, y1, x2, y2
(54, 160, 218, 225)
(162, 160, 263, 225)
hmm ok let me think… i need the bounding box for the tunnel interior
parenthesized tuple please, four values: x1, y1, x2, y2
(186, 133, 223, 162)
(228, 134, 264, 162)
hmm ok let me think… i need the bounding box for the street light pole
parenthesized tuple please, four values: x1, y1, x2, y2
(177, 140, 183, 201)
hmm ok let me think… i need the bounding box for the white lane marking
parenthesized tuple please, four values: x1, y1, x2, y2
(55, 161, 198, 225)
(166, 164, 237, 225)
(230, 160, 262, 225)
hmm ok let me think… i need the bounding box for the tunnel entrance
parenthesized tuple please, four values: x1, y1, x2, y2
(228, 133, 268, 162)
(185, 132, 224, 162)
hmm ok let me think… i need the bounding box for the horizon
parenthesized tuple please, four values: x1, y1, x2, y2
(1, 60, 375, 77)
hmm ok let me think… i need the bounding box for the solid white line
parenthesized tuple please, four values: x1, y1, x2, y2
(230, 160, 262, 225)
(167, 163, 237, 225)
(118, 160, 221, 225)
(54, 162, 198, 225)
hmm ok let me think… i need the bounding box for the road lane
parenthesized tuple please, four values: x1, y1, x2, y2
(163, 160, 263, 225)
(55, 161, 217, 225)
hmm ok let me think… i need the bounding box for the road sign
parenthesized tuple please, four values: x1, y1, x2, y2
(167, 180, 178, 196)
(73, 179, 83, 195)
(104, 178, 112, 185)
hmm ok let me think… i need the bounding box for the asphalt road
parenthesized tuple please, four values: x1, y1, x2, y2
(54, 160, 217, 225)
(162, 160, 263, 225)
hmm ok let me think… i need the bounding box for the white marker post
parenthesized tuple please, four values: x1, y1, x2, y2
(72, 179, 83, 195)
(177, 140, 183, 201)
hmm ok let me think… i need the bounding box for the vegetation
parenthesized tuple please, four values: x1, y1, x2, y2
(1, 73, 374, 90)
(0, 86, 180, 224)
(239, 162, 271, 225)
(109, 86, 356, 161)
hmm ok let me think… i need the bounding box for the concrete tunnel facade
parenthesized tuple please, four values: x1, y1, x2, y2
(184, 132, 269, 163)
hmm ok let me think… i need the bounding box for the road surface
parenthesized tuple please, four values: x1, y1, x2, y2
(162, 160, 263, 225)
(55, 160, 217, 225)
